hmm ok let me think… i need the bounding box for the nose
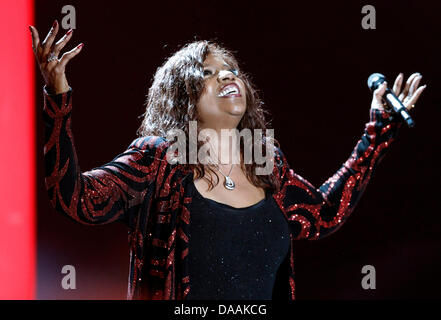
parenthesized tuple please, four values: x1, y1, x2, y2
(217, 69, 236, 83)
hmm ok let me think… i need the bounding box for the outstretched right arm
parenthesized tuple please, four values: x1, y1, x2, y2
(31, 21, 163, 226)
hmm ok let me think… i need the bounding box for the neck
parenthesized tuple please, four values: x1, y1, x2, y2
(199, 127, 241, 167)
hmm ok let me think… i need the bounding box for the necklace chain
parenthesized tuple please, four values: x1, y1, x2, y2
(216, 163, 234, 177)
(205, 153, 235, 177)
(205, 152, 237, 190)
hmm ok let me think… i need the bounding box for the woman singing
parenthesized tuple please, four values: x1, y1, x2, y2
(30, 20, 426, 300)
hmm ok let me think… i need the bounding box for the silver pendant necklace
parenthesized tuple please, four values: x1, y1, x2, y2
(216, 164, 235, 190)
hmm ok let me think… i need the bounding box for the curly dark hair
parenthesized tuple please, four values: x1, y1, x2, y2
(138, 40, 280, 193)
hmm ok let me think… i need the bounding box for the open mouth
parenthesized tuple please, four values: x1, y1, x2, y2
(218, 83, 241, 98)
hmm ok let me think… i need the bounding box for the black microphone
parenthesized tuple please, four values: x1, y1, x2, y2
(367, 73, 415, 128)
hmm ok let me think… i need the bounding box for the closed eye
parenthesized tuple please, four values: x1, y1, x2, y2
(203, 67, 239, 77)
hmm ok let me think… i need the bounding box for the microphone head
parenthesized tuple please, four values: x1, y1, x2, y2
(367, 73, 386, 91)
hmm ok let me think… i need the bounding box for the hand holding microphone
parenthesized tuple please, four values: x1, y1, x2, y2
(368, 72, 427, 127)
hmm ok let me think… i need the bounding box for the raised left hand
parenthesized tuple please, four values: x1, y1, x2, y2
(371, 72, 427, 111)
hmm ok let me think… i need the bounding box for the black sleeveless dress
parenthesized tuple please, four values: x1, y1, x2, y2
(186, 181, 290, 300)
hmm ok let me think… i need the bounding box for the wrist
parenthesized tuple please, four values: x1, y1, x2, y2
(47, 85, 70, 95)
(44, 85, 72, 96)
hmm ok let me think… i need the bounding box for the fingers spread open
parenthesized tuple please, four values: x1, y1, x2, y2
(53, 29, 73, 56)
(59, 43, 84, 68)
(392, 73, 403, 96)
(42, 20, 60, 58)
(405, 85, 426, 110)
(408, 75, 422, 97)
(399, 72, 420, 100)
(29, 26, 42, 58)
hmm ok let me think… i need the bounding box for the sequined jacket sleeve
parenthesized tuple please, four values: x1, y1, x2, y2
(275, 109, 402, 240)
(42, 87, 162, 226)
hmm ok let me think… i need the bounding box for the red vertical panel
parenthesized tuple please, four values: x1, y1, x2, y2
(0, 0, 35, 299)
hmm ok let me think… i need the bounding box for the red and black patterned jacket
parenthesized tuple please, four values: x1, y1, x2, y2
(42, 87, 401, 300)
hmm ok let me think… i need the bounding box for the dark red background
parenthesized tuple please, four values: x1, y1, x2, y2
(35, 0, 441, 299)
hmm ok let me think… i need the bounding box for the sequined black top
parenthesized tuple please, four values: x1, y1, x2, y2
(186, 181, 290, 300)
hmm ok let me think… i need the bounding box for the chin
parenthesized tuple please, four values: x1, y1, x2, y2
(225, 104, 246, 116)
(227, 111, 245, 118)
